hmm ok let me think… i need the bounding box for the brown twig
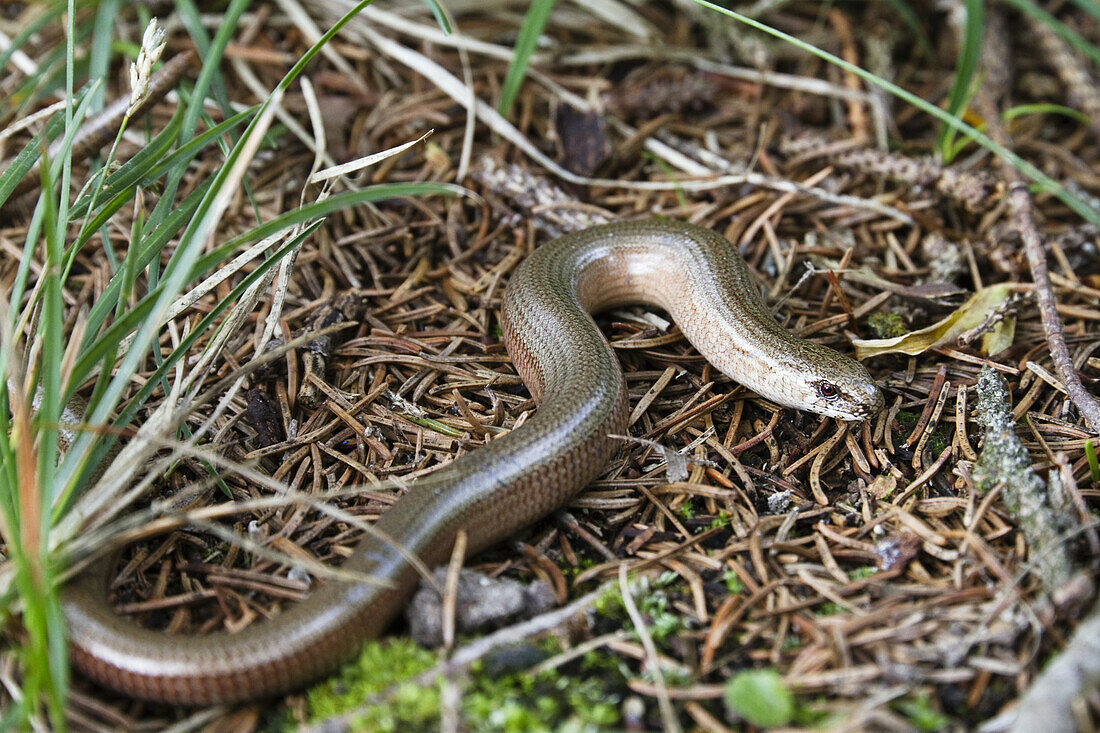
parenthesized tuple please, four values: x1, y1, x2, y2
(1007, 184, 1100, 432)
(974, 13, 1100, 433)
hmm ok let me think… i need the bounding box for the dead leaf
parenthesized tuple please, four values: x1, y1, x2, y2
(853, 284, 1014, 359)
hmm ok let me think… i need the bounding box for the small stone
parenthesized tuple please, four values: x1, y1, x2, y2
(482, 642, 551, 676)
(407, 568, 557, 647)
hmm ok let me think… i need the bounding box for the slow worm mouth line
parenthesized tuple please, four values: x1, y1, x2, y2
(64, 219, 879, 704)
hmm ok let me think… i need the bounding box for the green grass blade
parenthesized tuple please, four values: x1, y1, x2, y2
(1086, 439, 1100, 482)
(68, 290, 175, 408)
(0, 2, 64, 116)
(9, 208, 47, 339)
(498, 0, 557, 117)
(0, 112, 65, 209)
(77, 180, 211, 364)
(1066, 0, 1100, 23)
(111, 225, 323, 429)
(938, 0, 983, 161)
(141, 106, 256, 183)
(103, 104, 249, 299)
(418, 0, 453, 33)
(880, 0, 932, 57)
(68, 182, 462, 397)
(31, 108, 67, 727)
(196, 183, 465, 272)
(70, 188, 140, 260)
(44, 83, 98, 198)
(7, 30, 94, 117)
(1004, 103, 1091, 123)
(57, 0, 389, 496)
(8, 85, 96, 337)
(150, 0, 250, 231)
(63, 100, 186, 277)
(88, 0, 120, 111)
(57, 222, 323, 513)
(0, 699, 21, 732)
(175, 0, 238, 119)
(0, 398, 14, 536)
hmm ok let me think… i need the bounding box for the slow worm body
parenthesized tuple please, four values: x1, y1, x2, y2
(64, 220, 882, 704)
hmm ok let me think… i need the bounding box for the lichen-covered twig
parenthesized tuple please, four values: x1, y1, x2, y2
(972, 366, 1072, 589)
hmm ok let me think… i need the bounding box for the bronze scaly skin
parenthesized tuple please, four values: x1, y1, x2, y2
(63, 219, 882, 704)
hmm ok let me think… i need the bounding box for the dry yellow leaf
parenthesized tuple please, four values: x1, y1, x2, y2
(853, 284, 1014, 359)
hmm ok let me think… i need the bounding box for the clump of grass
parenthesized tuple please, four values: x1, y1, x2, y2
(0, 0, 456, 726)
(498, 0, 558, 118)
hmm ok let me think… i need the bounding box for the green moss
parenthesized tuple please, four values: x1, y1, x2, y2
(560, 553, 602, 579)
(299, 638, 440, 731)
(594, 584, 625, 619)
(793, 698, 845, 728)
(292, 574, 695, 729)
(866, 312, 907, 339)
(739, 451, 765, 469)
(595, 572, 686, 646)
(780, 635, 802, 651)
(293, 636, 627, 731)
(924, 425, 952, 455)
(848, 565, 877, 581)
(890, 410, 951, 457)
(466, 651, 622, 732)
(893, 410, 919, 440)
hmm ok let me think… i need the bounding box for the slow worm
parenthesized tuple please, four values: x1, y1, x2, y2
(64, 219, 882, 703)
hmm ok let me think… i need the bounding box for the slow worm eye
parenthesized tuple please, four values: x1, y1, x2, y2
(818, 382, 840, 401)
